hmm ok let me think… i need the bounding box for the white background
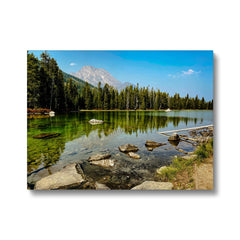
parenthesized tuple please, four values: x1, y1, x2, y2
(0, 0, 239, 240)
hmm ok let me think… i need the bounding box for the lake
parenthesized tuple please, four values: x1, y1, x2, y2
(27, 110, 213, 189)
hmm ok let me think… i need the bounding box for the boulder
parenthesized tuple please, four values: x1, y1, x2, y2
(88, 153, 111, 161)
(90, 159, 115, 168)
(168, 133, 180, 141)
(118, 144, 139, 152)
(127, 152, 141, 159)
(34, 164, 85, 190)
(33, 133, 60, 139)
(131, 181, 173, 190)
(145, 140, 166, 147)
(89, 119, 104, 125)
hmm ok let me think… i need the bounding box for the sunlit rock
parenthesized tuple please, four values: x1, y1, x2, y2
(182, 155, 197, 160)
(118, 144, 139, 152)
(95, 182, 110, 190)
(127, 152, 141, 159)
(88, 153, 111, 161)
(89, 119, 104, 125)
(145, 140, 167, 147)
(131, 181, 173, 190)
(168, 133, 180, 141)
(90, 159, 115, 168)
(34, 164, 85, 190)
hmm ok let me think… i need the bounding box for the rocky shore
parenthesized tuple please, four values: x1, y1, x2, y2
(28, 126, 213, 190)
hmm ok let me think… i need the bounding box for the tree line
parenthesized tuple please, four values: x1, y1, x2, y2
(27, 52, 213, 112)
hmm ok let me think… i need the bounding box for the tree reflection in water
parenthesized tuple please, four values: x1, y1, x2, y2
(27, 111, 200, 173)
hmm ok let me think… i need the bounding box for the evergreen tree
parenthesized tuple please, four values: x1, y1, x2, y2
(27, 53, 40, 108)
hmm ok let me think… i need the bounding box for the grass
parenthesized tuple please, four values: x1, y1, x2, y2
(195, 138, 213, 162)
(155, 138, 213, 188)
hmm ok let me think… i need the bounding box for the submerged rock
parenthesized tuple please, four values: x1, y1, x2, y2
(118, 144, 139, 152)
(90, 159, 115, 168)
(147, 147, 153, 151)
(145, 140, 167, 147)
(88, 153, 111, 161)
(176, 148, 187, 154)
(33, 133, 61, 139)
(127, 152, 141, 159)
(89, 119, 104, 125)
(131, 181, 173, 190)
(168, 133, 180, 141)
(34, 163, 85, 190)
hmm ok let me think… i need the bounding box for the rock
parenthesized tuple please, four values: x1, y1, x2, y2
(168, 140, 180, 147)
(88, 153, 111, 161)
(75, 162, 85, 178)
(118, 144, 139, 152)
(34, 164, 85, 190)
(131, 181, 173, 190)
(168, 133, 180, 141)
(95, 182, 110, 190)
(199, 131, 209, 137)
(147, 147, 153, 151)
(145, 140, 167, 147)
(89, 119, 104, 125)
(182, 154, 197, 160)
(156, 166, 168, 175)
(128, 152, 141, 159)
(33, 133, 60, 139)
(90, 159, 115, 168)
(179, 134, 188, 138)
(189, 130, 197, 137)
(176, 148, 187, 153)
(208, 126, 214, 131)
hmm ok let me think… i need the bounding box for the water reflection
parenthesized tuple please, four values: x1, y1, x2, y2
(27, 111, 208, 173)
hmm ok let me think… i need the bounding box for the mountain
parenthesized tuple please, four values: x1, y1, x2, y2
(70, 66, 132, 90)
(62, 71, 95, 90)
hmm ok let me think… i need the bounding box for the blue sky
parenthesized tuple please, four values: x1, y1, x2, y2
(29, 50, 213, 100)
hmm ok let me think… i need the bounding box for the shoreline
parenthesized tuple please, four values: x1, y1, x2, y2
(68, 109, 213, 113)
(28, 126, 213, 190)
(155, 138, 213, 190)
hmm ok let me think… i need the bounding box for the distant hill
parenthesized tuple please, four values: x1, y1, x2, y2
(62, 71, 95, 90)
(70, 65, 133, 90)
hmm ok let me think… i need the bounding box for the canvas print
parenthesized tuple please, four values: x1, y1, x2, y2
(27, 50, 213, 190)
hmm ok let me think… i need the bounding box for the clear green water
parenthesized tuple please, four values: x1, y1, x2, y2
(27, 110, 213, 189)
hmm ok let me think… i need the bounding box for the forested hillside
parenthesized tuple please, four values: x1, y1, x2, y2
(27, 52, 213, 112)
(62, 71, 95, 91)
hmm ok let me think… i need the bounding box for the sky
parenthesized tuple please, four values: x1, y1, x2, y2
(29, 50, 213, 101)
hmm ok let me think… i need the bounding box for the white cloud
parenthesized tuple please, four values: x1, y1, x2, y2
(70, 62, 76, 66)
(182, 69, 194, 75)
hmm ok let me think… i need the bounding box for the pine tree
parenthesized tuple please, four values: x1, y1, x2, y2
(27, 53, 40, 108)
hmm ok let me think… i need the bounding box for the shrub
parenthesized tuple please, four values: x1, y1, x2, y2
(195, 144, 209, 160)
(157, 166, 178, 181)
